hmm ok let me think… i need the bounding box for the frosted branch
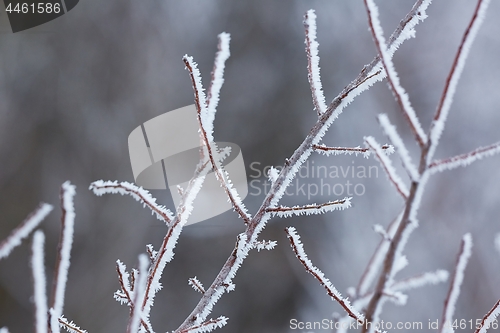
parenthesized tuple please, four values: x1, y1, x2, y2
(176, 2, 433, 330)
(128, 254, 149, 333)
(429, 141, 500, 173)
(252, 240, 277, 252)
(183, 54, 252, 225)
(304, 9, 327, 116)
(0, 203, 53, 260)
(141, 160, 211, 325)
(365, 136, 408, 199)
(50, 181, 76, 333)
(58, 316, 88, 333)
(356, 209, 403, 297)
(378, 114, 419, 181)
(427, 0, 490, 162)
(115, 260, 132, 306)
(313, 143, 394, 157)
(178, 316, 228, 333)
(206, 33, 231, 137)
(440, 234, 473, 333)
(266, 198, 351, 218)
(475, 299, 500, 333)
(32, 230, 48, 333)
(285, 227, 369, 327)
(189, 277, 206, 294)
(392, 269, 449, 292)
(89, 180, 174, 225)
(364, 0, 427, 147)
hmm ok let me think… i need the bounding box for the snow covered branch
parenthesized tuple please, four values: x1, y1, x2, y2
(377, 114, 419, 181)
(364, 0, 427, 147)
(127, 254, 149, 333)
(440, 234, 473, 333)
(176, 2, 434, 331)
(50, 181, 76, 333)
(304, 9, 327, 116)
(429, 141, 500, 173)
(285, 227, 369, 328)
(475, 299, 500, 333)
(58, 316, 88, 333)
(313, 143, 394, 157)
(365, 136, 409, 199)
(32, 230, 48, 333)
(89, 180, 175, 226)
(427, 0, 491, 162)
(266, 198, 351, 218)
(189, 277, 206, 294)
(183, 50, 252, 226)
(0, 203, 53, 260)
(178, 316, 228, 333)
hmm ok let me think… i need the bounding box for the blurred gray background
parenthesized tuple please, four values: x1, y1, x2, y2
(1, 0, 500, 332)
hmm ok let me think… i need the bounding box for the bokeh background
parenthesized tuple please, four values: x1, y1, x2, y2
(1, 0, 500, 332)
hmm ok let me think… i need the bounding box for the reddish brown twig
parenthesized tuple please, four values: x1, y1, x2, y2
(475, 299, 500, 333)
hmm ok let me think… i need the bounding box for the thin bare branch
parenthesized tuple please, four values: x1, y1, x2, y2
(0, 203, 53, 260)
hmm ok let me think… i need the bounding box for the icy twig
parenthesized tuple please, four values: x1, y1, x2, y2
(140, 160, 211, 326)
(440, 234, 473, 333)
(206, 33, 231, 137)
(427, 0, 490, 162)
(364, 0, 427, 147)
(356, 209, 403, 297)
(391, 269, 449, 292)
(50, 181, 76, 333)
(0, 203, 53, 260)
(429, 141, 500, 173)
(266, 198, 351, 218)
(304, 9, 327, 116)
(175, 2, 433, 330)
(285, 227, 376, 329)
(114, 260, 132, 306)
(58, 316, 88, 333)
(183, 53, 252, 225)
(378, 114, 419, 181)
(32, 230, 48, 333)
(189, 277, 206, 294)
(89, 180, 174, 226)
(313, 143, 394, 157)
(127, 254, 149, 333)
(178, 316, 228, 333)
(252, 240, 277, 252)
(475, 299, 500, 333)
(365, 136, 408, 199)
